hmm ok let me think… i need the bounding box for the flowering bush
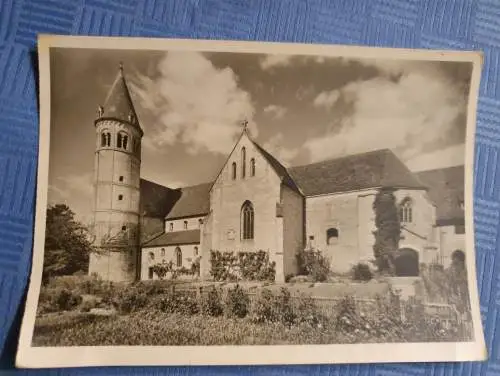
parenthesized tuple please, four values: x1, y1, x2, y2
(210, 250, 276, 282)
(296, 249, 331, 282)
(238, 251, 276, 281)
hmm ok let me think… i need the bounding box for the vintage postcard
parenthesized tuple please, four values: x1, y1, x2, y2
(17, 35, 486, 367)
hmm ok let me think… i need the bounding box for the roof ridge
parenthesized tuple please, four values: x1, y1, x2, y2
(289, 148, 392, 170)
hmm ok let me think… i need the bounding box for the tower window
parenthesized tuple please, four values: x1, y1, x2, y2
(117, 132, 129, 150)
(326, 228, 339, 245)
(160, 248, 165, 257)
(175, 247, 182, 267)
(119, 176, 124, 182)
(101, 131, 111, 147)
(241, 200, 254, 240)
(194, 246, 199, 256)
(169, 223, 173, 232)
(118, 194, 123, 200)
(121, 226, 127, 231)
(149, 252, 155, 261)
(183, 220, 188, 230)
(241, 147, 246, 178)
(198, 218, 203, 228)
(250, 158, 255, 176)
(399, 197, 413, 223)
(231, 162, 237, 180)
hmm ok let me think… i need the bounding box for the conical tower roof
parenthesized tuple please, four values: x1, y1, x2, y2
(98, 63, 143, 135)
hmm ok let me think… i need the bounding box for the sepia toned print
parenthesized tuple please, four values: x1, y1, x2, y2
(17, 35, 486, 368)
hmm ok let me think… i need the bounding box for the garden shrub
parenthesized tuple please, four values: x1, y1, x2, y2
(80, 299, 98, 313)
(225, 284, 250, 318)
(38, 287, 83, 313)
(296, 249, 331, 282)
(275, 287, 296, 326)
(112, 286, 148, 314)
(201, 287, 223, 317)
(250, 288, 279, 323)
(294, 293, 323, 327)
(351, 263, 373, 281)
(152, 290, 200, 316)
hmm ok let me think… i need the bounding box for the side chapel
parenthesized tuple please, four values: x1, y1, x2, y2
(88, 65, 466, 282)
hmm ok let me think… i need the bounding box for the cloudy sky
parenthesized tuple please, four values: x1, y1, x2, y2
(47, 47, 472, 223)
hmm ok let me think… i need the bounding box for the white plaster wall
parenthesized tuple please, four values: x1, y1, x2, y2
(438, 225, 466, 268)
(305, 190, 368, 274)
(140, 244, 200, 280)
(164, 216, 205, 232)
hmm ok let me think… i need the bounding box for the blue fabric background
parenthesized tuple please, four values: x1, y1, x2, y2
(0, 0, 498, 374)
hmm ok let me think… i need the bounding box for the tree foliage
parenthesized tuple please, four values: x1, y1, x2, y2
(43, 204, 93, 283)
(372, 188, 401, 274)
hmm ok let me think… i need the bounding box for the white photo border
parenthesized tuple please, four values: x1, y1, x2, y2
(16, 34, 487, 368)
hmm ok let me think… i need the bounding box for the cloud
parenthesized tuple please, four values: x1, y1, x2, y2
(260, 54, 293, 70)
(405, 144, 465, 172)
(313, 90, 340, 109)
(263, 104, 287, 119)
(131, 51, 255, 155)
(262, 133, 299, 167)
(305, 63, 468, 166)
(48, 173, 94, 224)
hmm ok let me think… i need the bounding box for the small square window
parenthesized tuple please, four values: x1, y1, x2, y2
(309, 235, 315, 240)
(122, 226, 126, 231)
(119, 176, 124, 182)
(118, 194, 123, 200)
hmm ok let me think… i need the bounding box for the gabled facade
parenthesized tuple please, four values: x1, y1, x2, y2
(89, 66, 466, 282)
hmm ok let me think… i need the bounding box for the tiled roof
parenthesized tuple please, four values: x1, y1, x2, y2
(140, 179, 180, 218)
(100, 66, 143, 135)
(251, 141, 301, 193)
(165, 182, 211, 219)
(288, 149, 426, 196)
(142, 229, 201, 247)
(416, 165, 465, 226)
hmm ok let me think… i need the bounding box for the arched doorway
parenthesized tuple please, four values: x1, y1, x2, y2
(394, 248, 419, 276)
(451, 249, 465, 269)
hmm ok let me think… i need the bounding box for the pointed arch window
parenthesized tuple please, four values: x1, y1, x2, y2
(117, 132, 129, 150)
(399, 197, 413, 223)
(241, 200, 254, 240)
(250, 158, 255, 177)
(241, 147, 246, 178)
(101, 131, 111, 147)
(231, 162, 237, 180)
(175, 247, 182, 267)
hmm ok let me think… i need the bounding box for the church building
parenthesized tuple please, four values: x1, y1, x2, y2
(88, 66, 466, 283)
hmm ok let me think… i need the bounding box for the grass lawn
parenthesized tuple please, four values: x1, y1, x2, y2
(32, 311, 355, 346)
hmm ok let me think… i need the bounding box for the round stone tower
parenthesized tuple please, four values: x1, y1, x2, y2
(88, 63, 143, 282)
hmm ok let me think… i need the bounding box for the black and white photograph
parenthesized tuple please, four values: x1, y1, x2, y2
(17, 36, 485, 367)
